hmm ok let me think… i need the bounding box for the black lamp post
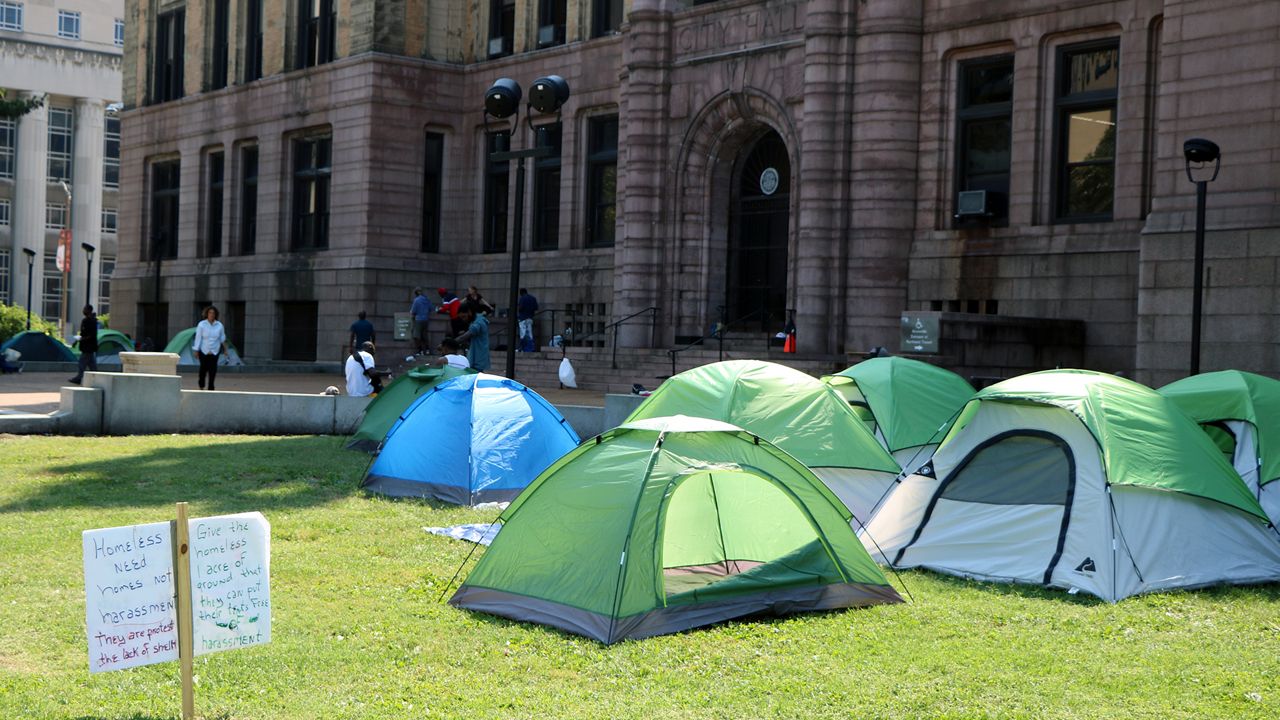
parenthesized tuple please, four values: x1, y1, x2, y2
(21, 248, 35, 331)
(1183, 137, 1220, 376)
(484, 75, 570, 380)
(82, 242, 95, 312)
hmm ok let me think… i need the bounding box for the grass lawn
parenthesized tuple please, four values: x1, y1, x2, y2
(1, 434, 1278, 720)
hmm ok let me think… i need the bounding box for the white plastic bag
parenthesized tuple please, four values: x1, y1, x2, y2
(558, 357, 577, 388)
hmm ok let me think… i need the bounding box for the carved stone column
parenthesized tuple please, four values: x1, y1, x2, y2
(12, 93, 48, 321)
(73, 98, 106, 313)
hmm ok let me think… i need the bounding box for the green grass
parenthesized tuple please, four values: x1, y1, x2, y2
(1, 434, 1278, 720)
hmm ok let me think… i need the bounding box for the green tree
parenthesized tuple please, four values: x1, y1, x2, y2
(0, 88, 44, 119)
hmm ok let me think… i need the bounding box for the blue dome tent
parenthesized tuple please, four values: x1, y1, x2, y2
(360, 374, 581, 505)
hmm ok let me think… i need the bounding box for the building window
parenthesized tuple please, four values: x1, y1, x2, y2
(240, 146, 258, 254)
(291, 136, 331, 250)
(0, 198, 9, 225)
(585, 115, 618, 247)
(101, 208, 118, 234)
(487, 0, 514, 58)
(244, 0, 263, 82)
(98, 256, 114, 315)
(1056, 40, 1119, 221)
(103, 117, 121, 189)
(151, 160, 181, 259)
(210, 0, 230, 90)
(114, 18, 124, 46)
(0, 1, 21, 32)
(955, 56, 1013, 222)
(47, 108, 73, 183)
(45, 203, 67, 229)
(153, 9, 186, 104)
(0, 118, 13, 179)
(532, 122, 561, 250)
(483, 131, 509, 254)
(205, 151, 224, 257)
(0, 248, 8, 304)
(537, 0, 566, 47)
(42, 253, 61, 322)
(592, 0, 622, 37)
(56, 10, 79, 39)
(296, 0, 336, 69)
(421, 132, 443, 253)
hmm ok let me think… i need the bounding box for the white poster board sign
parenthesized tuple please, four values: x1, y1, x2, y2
(82, 521, 179, 673)
(189, 512, 271, 656)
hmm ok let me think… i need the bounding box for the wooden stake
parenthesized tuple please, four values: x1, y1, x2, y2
(173, 502, 195, 720)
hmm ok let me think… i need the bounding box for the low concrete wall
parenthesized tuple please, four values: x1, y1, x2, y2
(87, 372, 182, 434)
(180, 391, 370, 435)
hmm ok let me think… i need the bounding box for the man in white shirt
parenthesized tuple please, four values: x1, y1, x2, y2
(428, 338, 470, 370)
(345, 341, 377, 397)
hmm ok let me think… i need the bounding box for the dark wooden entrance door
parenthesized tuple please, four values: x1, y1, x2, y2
(727, 131, 790, 329)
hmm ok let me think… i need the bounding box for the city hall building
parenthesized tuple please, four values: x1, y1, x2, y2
(113, 0, 1280, 384)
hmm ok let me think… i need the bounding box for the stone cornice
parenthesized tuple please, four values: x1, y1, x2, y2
(0, 38, 123, 70)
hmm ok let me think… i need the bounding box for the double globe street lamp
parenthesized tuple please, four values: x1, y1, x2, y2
(483, 75, 570, 380)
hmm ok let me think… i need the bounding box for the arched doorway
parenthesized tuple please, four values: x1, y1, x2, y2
(726, 130, 790, 327)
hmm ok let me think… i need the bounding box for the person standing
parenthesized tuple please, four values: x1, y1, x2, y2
(462, 286, 495, 316)
(454, 306, 490, 372)
(410, 287, 432, 355)
(349, 310, 376, 350)
(516, 288, 539, 352)
(68, 305, 99, 385)
(437, 288, 465, 337)
(192, 306, 228, 391)
(345, 341, 378, 397)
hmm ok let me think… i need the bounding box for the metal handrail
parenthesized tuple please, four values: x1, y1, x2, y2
(666, 307, 772, 377)
(568, 306, 660, 369)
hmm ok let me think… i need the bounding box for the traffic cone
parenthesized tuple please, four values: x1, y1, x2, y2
(783, 331, 796, 353)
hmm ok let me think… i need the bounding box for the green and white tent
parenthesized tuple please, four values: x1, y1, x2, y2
(1161, 370, 1280, 525)
(626, 360, 901, 523)
(73, 329, 135, 364)
(864, 369, 1280, 601)
(824, 357, 974, 473)
(346, 364, 476, 452)
(164, 328, 245, 366)
(450, 416, 903, 643)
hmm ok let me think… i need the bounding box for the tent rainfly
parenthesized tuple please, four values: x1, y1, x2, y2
(450, 415, 903, 643)
(824, 356, 974, 474)
(0, 331, 76, 362)
(626, 360, 901, 524)
(361, 373, 580, 504)
(864, 369, 1280, 602)
(164, 328, 245, 366)
(346, 364, 476, 452)
(1161, 370, 1280, 525)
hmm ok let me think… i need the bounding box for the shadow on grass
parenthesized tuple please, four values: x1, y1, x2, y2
(892, 567, 1280, 605)
(1, 435, 371, 516)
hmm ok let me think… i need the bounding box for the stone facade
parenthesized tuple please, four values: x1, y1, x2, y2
(113, 0, 1280, 382)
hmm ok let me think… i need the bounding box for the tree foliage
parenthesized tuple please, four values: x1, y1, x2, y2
(0, 303, 63, 345)
(0, 88, 44, 120)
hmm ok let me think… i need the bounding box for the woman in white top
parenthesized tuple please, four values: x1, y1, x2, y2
(192, 306, 228, 391)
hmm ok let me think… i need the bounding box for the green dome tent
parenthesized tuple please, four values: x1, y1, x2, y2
(164, 327, 245, 366)
(825, 357, 974, 473)
(73, 329, 135, 364)
(450, 416, 903, 643)
(1160, 370, 1280, 524)
(0, 330, 76, 362)
(626, 360, 901, 523)
(865, 370, 1280, 601)
(346, 364, 476, 452)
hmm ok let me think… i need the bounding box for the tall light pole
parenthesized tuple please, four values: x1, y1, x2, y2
(59, 180, 72, 338)
(1183, 138, 1220, 376)
(483, 75, 570, 380)
(22, 248, 35, 331)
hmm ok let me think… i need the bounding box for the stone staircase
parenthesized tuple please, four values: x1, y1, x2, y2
(499, 344, 853, 394)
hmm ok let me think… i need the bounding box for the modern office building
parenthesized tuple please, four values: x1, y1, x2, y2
(113, 0, 1280, 384)
(0, 0, 124, 333)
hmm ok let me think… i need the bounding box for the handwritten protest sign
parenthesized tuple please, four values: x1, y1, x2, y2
(82, 521, 180, 673)
(189, 512, 271, 655)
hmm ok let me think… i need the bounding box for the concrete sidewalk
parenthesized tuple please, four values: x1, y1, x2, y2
(0, 369, 607, 416)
